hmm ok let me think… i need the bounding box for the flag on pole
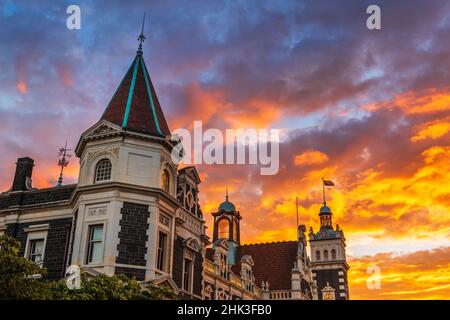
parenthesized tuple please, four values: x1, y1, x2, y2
(323, 179, 334, 186)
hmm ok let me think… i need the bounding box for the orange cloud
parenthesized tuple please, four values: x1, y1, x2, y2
(294, 150, 329, 166)
(169, 82, 281, 131)
(16, 61, 28, 94)
(411, 117, 450, 142)
(348, 247, 450, 299)
(365, 88, 450, 115)
(16, 81, 27, 94)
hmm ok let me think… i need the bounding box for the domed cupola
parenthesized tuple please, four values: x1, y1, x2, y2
(218, 194, 236, 212)
(319, 205, 332, 215)
(212, 188, 242, 249)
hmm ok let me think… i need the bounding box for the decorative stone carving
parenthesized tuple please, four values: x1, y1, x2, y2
(159, 213, 170, 227)
(92, 124, 116, 135)
(88, 207, 107, 217)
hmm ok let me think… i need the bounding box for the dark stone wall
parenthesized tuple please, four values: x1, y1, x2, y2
(0, 193, 22, 209)
(0, 185, 75, 210)
(172, 235, 184, 289)
(115, 266, 146, 281)
(314, 268, 348, 300)
(116, 202, 149, 266)
(6, 217, 72, 280)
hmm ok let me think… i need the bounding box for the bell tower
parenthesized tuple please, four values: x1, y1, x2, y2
(308, 180, 350, 300)
(211, 189, 241, 264)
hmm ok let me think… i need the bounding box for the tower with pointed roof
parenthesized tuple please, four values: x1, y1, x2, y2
(68, 25, 207, 296)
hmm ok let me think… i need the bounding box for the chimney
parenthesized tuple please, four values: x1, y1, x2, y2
(11, 157, 34, 191)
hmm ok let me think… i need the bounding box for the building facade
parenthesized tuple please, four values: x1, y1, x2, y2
(0, 39, 349, 300)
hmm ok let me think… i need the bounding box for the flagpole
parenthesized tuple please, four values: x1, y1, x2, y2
(322, 178, 326, 205)
(296, 196, 299, 238)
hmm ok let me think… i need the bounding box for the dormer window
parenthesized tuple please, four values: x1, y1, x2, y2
(95, 159, 112, 182)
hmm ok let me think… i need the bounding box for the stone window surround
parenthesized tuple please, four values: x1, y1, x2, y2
(84, 221, 106, 266)
(24, 224, 49, 267)
(182, 248, 195, 293)
(94, 158, 113, 183)
(156, 228, 170, 273)
(158, 212, 171, 230)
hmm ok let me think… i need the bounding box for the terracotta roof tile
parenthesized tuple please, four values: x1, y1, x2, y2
(235, 241, 298, 291)
(101, 53, 170, 137)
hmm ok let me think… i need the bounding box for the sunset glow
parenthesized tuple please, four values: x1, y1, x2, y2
(0, 0, 449, 299)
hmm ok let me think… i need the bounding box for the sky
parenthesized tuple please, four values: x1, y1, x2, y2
(0, 0, 449, 299)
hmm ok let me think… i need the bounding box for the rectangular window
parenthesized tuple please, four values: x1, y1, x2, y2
(157, 232, 167, 271)
(28, 239, 45, 266)
(86, 224, 103, 264)
(183, 258, 193, 292)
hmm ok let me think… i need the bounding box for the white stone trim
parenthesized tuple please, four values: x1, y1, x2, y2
(24, 227, 49, 268)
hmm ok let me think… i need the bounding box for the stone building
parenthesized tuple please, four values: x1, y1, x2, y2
(0, 36, 349, 300)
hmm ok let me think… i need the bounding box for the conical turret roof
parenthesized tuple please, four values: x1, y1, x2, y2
(101, 51, 171, 137)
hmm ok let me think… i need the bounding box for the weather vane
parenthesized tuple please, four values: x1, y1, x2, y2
(137, 12, 146, 54)
(57, 141, 71, 186)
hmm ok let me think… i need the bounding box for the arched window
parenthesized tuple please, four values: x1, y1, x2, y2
(331, 249, 337, 260)
(161, 170, 170, 193)
(316, 250, 321, 261)
(218, 218, 229, 239)
(95, 159, 112, 182)
(324, 250, 329, 260)
(232, 219, 238, 241)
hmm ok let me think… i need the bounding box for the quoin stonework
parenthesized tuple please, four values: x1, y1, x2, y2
(0, 36, 349, 300)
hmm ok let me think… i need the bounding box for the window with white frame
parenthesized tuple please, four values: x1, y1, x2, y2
(28, 238, 45, 266)
(95, 159, 112, 182)
(24, 225, 48, 268)
(86, 224, 104, 264)
(157, 231, 168, 272)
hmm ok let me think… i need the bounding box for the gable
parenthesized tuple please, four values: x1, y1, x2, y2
(75, 120, 123, 156)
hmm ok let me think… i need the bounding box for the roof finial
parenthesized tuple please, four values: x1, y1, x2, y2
(226, 186, 229, 201)
(137, 12, 146, 55)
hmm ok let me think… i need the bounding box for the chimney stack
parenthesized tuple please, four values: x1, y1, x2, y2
(11, 157, 34, 192)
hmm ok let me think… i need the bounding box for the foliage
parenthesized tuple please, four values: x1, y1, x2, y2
(0, 234, 47, 299)
(0, 234, 177, 300)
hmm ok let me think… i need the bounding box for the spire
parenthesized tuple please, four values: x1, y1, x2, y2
(137, 13, 146, 55)
(226, 186, 229, 202)
(100, 24, 171, 137)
